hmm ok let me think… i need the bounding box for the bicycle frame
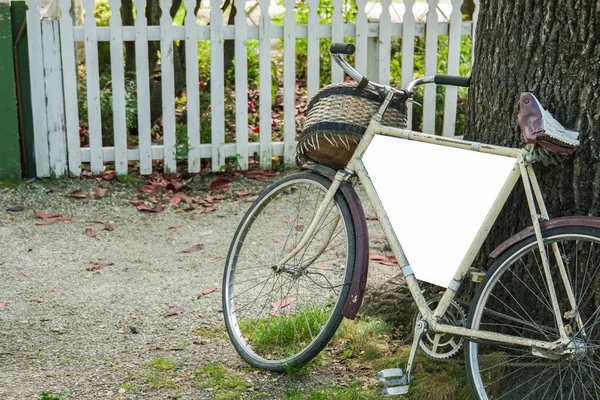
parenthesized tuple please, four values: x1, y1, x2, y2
(280, 95, 582, 352)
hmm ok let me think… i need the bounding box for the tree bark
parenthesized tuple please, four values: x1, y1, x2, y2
(465, 0, 600, 263)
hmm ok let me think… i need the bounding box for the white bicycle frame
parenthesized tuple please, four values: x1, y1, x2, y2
(278, 92, 582, 353)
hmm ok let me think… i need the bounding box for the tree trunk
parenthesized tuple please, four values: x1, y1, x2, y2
(465, 0, 600, 263)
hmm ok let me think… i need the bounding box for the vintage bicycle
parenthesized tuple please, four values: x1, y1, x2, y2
(222, 43, 600, 399)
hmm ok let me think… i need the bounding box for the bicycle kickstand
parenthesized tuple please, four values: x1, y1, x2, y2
(378, 320, 428, 396)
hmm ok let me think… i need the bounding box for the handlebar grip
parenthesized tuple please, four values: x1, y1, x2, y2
(434, 75, 471, 87)
(330, 43, 356, 55)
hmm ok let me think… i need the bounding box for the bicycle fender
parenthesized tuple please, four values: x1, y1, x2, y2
(301, 164, 369, 320)
(490, 216, 600, 258)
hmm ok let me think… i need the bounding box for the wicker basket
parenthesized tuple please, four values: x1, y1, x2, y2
(296, 83, 408, 170)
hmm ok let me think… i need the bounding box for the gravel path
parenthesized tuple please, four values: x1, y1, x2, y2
(0, 173, 393, 400)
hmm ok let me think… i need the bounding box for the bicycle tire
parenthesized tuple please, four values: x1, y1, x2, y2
(465, 226, 600, 399)
(222, 171, 356, 371)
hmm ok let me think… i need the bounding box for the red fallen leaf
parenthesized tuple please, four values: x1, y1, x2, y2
(139, 185, 159, 193)
(166, 306, 185, 316)
(65, 189, 86, 198)
(388, 255, 397, 263)
(130, 200, 142, 207)
(35, 211, 62, 219)
(137, 204, 164, 213)
(272, 297, 296, 310)
(284, 218, 296, 223)
(368, 254, 386, 261)
(6, 206, 25, 212)
(296, 225, 305, 232)
(101, 171, 116, 180)
(201, 287, 217, 296)
(87, 262, 114, 271)
(95, 187, 109, 198)
(104, 222, 115, 231)
(182, 244, 204, 253)
(0, 301, 10, 307)
(235, 192, 256, 197)
(170, 192, 186, 206)
(366, 215, 378, 221)
(84, 228, 97, 238)
(209, 177, 232, 190)
(36, 218, 72, 226)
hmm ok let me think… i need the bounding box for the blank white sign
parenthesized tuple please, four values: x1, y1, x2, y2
(363, 135, 518, 287)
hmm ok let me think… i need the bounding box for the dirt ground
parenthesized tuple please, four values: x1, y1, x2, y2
(0, 172, 394, 400)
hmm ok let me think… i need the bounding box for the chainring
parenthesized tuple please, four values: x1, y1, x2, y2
(416, 297, 466, 359)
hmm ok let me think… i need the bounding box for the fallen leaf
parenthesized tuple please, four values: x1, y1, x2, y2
(271, 297, 296, 310)
(295, 225, 305, 232)
(170, 196, 182, 206)
(137, 204, 164, 213)
(95, 187, 109, 198)
(366, 215, 378, 221)
(368, 254, 386, 261)
(92, 219, 105, 224)
(35, 212, 62, 219)
(284, 218, 296, 223)
(6, 206, 25, 212)
(166, 306, 184, 316)
(65, 189, 87, 199)
(139, 185, 159, 193)
(104, 222, 115, 231)
(36, 218, 72, 226)
(201, 287, 217, 296)
(84, 228, 97, 238)
(0, 301, 10, 307)
(182, 244, 204, 253)
(101, 171, 116, 180)
(30, 297, 44, 303)
(209, 177, 232, 190)
(87, 262, 114, 271)
(235, 192, 256, 198)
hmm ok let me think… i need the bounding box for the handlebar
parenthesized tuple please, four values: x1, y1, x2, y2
(329, 43, 470, 97)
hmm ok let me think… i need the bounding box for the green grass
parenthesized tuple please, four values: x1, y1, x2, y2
(285, 385, 382, 399)
(0, 177, 22, 187)
(144, 372, 176, 389)
(239, 304, 332, 359)
(37, 392, 71, 400)
(194, 364, 250, 399)
(145, 356, 177, 371)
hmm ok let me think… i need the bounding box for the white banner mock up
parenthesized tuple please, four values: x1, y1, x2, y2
(363, 135, 518, 287)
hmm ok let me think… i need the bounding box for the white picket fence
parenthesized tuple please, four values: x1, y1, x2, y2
(26, 0, 478, 178)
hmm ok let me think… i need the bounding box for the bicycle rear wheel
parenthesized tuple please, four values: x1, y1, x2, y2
(223, 172, 356, 371)
(466, 226, 600, 399)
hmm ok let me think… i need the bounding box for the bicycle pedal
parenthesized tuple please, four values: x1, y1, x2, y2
(378, 369, 409, 396)
(383, 386, 409, 396)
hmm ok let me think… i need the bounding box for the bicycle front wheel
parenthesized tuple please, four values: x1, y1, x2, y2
(466, 226, 600, 399)
(223, 172, 356, 371)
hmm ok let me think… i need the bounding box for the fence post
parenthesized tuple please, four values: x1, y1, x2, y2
(366, 18, 379, 82)
(0, 0, 21, 180)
